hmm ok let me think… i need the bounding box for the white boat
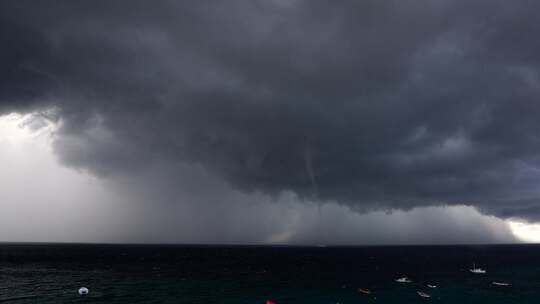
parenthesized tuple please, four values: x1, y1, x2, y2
(427, 284, 437, 288)
(469, 263, 486, 274)
(395, 277, 412, 283)
(492, 281, 510, 286)
(417, 291, 431, 298)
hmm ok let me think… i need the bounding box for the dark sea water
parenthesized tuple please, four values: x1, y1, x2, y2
(1, 244, 539, 303)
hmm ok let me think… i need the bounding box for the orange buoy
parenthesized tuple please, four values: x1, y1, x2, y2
(358, 288, 371, 295)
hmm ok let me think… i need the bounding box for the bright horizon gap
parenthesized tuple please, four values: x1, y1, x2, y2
(508, 220, 540, 243)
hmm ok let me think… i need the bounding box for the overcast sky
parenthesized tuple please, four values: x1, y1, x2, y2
(1, 0, 540, 244)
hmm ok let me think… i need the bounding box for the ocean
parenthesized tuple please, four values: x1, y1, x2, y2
(0, 244, 539, 303)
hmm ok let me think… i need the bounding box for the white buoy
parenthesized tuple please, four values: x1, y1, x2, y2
(78, 287, 89, 295)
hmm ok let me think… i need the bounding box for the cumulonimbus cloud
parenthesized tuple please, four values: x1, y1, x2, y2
(2, 0, 540, 221)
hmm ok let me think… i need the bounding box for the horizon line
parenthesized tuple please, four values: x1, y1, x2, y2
(0, 241, 533, 247)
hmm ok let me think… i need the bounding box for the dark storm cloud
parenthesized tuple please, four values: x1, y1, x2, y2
(2, 0, 540, 220)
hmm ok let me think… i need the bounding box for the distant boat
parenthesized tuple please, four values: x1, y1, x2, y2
(492, 282, 510, 286)
(396, 277, 412, 283)
(417, 291, 431, 298)
(469, 263, 486, 274)
(358, 288, 372, 295)
(427, 284, 437, 288)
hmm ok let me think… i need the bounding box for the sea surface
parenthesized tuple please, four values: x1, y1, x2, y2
(1, 244, 539, 303)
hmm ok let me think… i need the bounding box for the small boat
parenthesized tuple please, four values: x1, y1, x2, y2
(492, 281, 510, 286)
(417, 291, 431, 298)
(395, 277, 412, 283)
(358, 288, 371, 295)
(78, 287, 89, 296)
(469, 263, 486, 274)
(427, 284, 437, 288)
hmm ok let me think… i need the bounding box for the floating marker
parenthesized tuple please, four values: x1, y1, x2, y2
(78, 287, 89, 295)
